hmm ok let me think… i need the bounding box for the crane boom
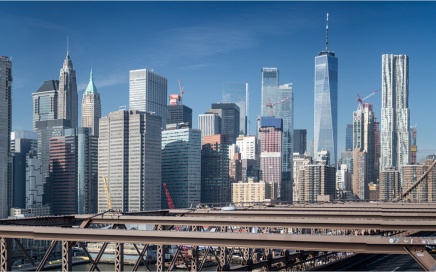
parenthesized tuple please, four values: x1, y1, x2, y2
(265, 97, 290, 116)
(356, 89, 380, 110)
(163, 183, 175, 209)
(102, 176, 113, 210)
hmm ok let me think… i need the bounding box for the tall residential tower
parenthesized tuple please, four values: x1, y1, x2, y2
(314, 14, 338, 166)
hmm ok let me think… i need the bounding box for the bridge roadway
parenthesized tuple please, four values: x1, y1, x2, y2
(1, 203, 436, 271)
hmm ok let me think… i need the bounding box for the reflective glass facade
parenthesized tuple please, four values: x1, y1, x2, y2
(314, 53, 338, 166)
(222, 82, 248, 135)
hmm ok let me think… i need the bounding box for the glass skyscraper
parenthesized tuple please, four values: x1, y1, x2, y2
(314, 15, 338, 166)
(222, 82, 248, 135)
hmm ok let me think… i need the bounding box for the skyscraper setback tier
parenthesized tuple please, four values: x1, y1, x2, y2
(32, 80, 59, 131)
(0, 56, 12, 218)
(58, 52, 78, 128)
(381, 54, 410, 190)
(129, 69, 167, 128)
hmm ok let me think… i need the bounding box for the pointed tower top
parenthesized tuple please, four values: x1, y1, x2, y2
(85, 69, 98, 95)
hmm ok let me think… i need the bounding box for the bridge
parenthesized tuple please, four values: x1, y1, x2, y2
(1, 202, 436, 271)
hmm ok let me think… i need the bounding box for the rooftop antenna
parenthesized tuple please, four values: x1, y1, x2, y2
(67, 36, 69, 55)
(325, 13, 329, 52)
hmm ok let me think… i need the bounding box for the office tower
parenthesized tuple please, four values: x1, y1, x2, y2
(201, 134, 230, 204)
(293, 153, 312, 202)
(381, 54, 410, 190)
(236, 135, 257, 160)
(82, 70, 101, 136)
(341, 150, 354, 175)
(162, 124, 201, 209)
(297, 160, 336, 202)
(98, 110, 162, 212)
(336, 164, 350, 192)
(293, 129, 307, 155)
(352, 103, 376, 198)
(259, 116, 283, 200)
(208, 103, 240, 144)
(58, 51, 78, 128)
(222, 82, 248, 135)
(25, 150, 43, 209)
(129, 69, 167, 128)
(379, 168, 400, 201)
(261, 68, 294, 201)
(198, 113, 221, 140)
(345, 124, 353, 151)
(49, 128, 78, 215)
(352, 148, 369, 200)
(314, 14, 338, 166)
(374, 120, 380, 182)
(167, 104, 192, 128)
(32, 80, 59, 131)
(0, 56, 12, 218)
(403, 157, 436, 202)
(229, 153, 242, 183)
(10, 131, 37, 210)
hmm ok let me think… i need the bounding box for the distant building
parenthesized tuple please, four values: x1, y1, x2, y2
(129, 69, 167, 128)
(381, 54, 410, 191)
(232, 179, 277, 206)
(167, 104, 192, 128)
(81, 70, 101, 136)
(297, 161, 336, 202)
(379, 167, 400, 201)
(25, 150, 43, 209)
(314, 15, 338, 166)
(336, 164, 351, 199)
(208, 103, 240, 144)
(236, 135, 257, 160)
(229, 152, 242, 183)
(368, 182, 379, 201)
(0, 56, 12, 218)
(32, 80, 59, 131)
(352, 148, 369, 200)
(345, 124, 353, 151)
(98, 110, 162, 212)
(403, 157, 436, 202)
(293, 153, 312, 202)
(198, 113, 221, 142)
(259, 116, 282, 200)
(201, 134, 230, 204)
(293, 129, 307, 155)
(58, 51, 78, 128)
(222, 82, 248, 135)
(162, 124, 201, 209)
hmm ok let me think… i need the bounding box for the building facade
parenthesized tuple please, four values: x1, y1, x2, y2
(0, 56, 12, 218)
(313, 16, 338, 166)
(381, 54, 410, 192)
(379, 167, 401, 201)
(58, 52, 78, 128)
(81, 70, 101, 137)
(293, 129, 307, 155)
(129, 69, 167, 128)
(208, 103, 240, 144)
(162, 125, 201, 209)
(98, 110, 162, 212)
(403, 157, 436, 203)
(222, 82, 248, 135)
(297, 162, 336, 202)
(345, 124, 353, 151)
(167, 104, 192, 128)
(201, 135, 230, 205)
(259, 117, 282, 199)
(32, 80, 59, 131)
(198, 113, 221, 141)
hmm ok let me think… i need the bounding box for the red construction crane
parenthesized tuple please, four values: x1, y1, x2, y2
(163, 183, 175, 209)
(356, 89, 380, 110)
(265, 97, 290, 116)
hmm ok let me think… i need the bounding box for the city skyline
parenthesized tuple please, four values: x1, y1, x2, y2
(2, 2, 436, 160)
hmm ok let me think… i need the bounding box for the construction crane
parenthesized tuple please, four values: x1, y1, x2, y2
(178, 79, 184, 102)
(163, 183, 175, 210)
(265, 97, 290, 116)
(356, 89, 380, 110)
(102, 176, 113, 210)
(169, 79, 185, 105)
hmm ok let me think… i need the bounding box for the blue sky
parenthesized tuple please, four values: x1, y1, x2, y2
(1, 1, 436, 160)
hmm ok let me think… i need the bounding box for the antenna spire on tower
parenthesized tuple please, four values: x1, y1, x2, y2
(67, 36, 69, 56)
(326, 13, 329, 52)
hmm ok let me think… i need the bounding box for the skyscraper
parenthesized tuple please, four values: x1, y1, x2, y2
(198, 113, 221, 141)
(209, 103, 240, 144)
(0, 56, 12, 218)
(129, 69, 167, 128)
(167, 104, 192, 128)
(314, 14, 338, 166)
(32, 80, 59, 131)
(259, 116, 283, 200)
(381, 54, 410, 191)
(222, 82, 248, 135)
(293, 129, 307, 155)
(82, 70, 101, 136)
(260, 68, 294, 201)
(162, 124, 201, 209)
(58, 51, 78, 128)
(345, 124, 353, 151)
(98, 110, 162, 212)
